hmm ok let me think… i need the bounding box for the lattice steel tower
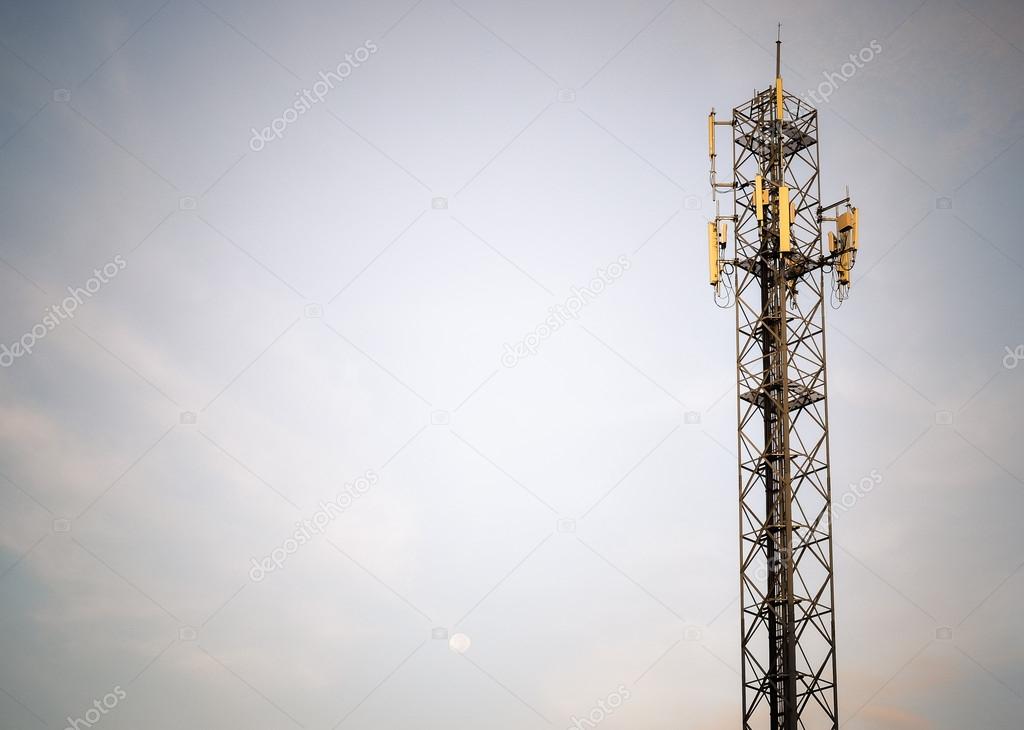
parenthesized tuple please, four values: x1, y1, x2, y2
(705, 34, 859, 730)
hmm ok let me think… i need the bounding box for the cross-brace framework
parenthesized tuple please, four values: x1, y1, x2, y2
(706, 41, 859, 730)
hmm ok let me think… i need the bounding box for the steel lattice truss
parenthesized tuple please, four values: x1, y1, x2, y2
(730, 86, 839, 730)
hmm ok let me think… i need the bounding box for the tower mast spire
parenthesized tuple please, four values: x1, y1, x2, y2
(776, 23, 781, 79)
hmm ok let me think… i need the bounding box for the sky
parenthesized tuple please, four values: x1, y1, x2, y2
(0, 0, 1022, 728)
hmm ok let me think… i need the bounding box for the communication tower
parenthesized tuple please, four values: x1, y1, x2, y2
(705, 32, 859, 730)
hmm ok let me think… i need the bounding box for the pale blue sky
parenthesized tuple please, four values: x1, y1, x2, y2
(0, 1, 1022, 729)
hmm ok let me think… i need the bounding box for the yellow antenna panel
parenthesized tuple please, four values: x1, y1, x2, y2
(778, 185, 792, 253)
(708, 112, 716, 158)
(708, 222, 719, 286)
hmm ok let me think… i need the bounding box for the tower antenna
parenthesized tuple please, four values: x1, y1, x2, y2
(776, 23, 782, 79)
(703, 32, 861, 730)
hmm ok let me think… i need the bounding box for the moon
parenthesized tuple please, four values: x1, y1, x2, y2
(448, 633, 471, 654)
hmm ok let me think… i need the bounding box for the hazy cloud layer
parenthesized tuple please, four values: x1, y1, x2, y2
(1, 1, 1022, 728)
